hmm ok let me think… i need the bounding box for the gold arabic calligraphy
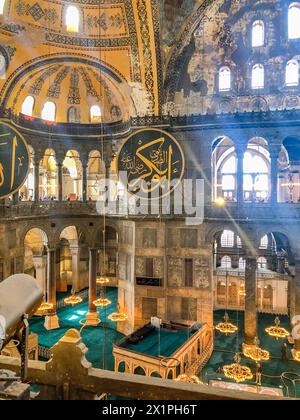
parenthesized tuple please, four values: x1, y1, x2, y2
(0, 132, 26, 193)
(121, 137, 181, 194)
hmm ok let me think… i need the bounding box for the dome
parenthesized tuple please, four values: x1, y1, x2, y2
(8, 61, 129, 124)
(0, 0, 163, 122)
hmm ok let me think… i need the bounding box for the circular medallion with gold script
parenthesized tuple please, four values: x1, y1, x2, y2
(0, 121, 30, 199)
(117, 128, 185, 199)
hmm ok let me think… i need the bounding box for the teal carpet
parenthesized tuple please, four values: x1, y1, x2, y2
(202, 310, 300, 398)
(29, 287, 124, 371)
(30, 295, 300, 397)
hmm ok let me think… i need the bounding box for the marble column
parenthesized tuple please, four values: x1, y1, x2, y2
(82, 161, 88, 202)
(13, 192, 19, 204)
(32, 255, 47, 293)
(70, 246, 81, 293)
(44, 248, 60, 330)
(244, 256, 257, 345)
(34, 157, 40, 202)
(105, 160, 110, 202)
(236, 147, 246, 205)
(57, 162, 63, 201)
(86, 248, 100, 326)
(270, 148, 280, 206)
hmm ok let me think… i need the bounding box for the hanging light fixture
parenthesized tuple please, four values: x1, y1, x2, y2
(175, 374, 203, 384)
(93, 297, 112, 308)
(216, 269, 238, 335)
(243, 336, 270, 362)
(108, 304, 128, 322)
(265, 316, 290, 340)
(96, 275, 110, 285)
(35, 301, 54, 316)
(216, 312, 238, 335)
(64, 293, 83, 306)
(223, 353, 253, 383)
(108, 312, 128, 322)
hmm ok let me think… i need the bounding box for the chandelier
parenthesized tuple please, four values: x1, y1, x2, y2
(64, 294, 83, 306)
(175, 374, 203, 385)
(93, 297, 112, 307)
(108, 312, 128, 322)
(243, 337, 270, 362)
(265, 317, 290, 340)
(216, 312, 238, 335)
(96, 275, 110, 285)
(35, 301, 54, 316)
(223, 353, 253, 384)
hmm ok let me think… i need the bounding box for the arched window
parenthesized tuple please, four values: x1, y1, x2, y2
(41, 101, 56, 122)
(243, 151, 269, 200)
(221, 255, 232, 269)
(66, 6, 80, 33)
(222, 175, 235, 191)
(260, 235, 269, 249)
(0, 0, 5, 14)
(286, 60, 299, 86)
(237, 236, 242, 248)
(219, 67, 231, 91)
(257, 257, 267, 270)
(252, 64, 264, 89)
(68, 107, 79, 123)
(90, 105, 102, 123)
(221, 230, 234, 247)
(239, 258, 245, 270)
(252, 20, 265, 47)
(21, 96, 34, 117)
(288, 3, 300, 39)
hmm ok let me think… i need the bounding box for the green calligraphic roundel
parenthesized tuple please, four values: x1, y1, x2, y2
(0, 121, 30, 199)
(117, 128, 185, 199)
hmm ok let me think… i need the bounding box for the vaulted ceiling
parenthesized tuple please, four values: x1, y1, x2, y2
(0, 0, 207, 122)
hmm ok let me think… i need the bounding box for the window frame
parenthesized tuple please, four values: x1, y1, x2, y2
(252, 20, 265, 48)
(21, 95, 35, 117)
(90, 105, 102, 123)
(41, 101, 56, 122)
(65, 5, 80, 33)
(285, 59, 299, 87)
(288, 3, 300, 40)
(251, 63, 265, 90)
(218, 66, 231, 92)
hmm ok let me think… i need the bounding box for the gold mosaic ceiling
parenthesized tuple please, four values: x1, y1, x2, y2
(0, 0, 206, 122)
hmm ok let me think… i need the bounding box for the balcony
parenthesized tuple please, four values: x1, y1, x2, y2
(1, 200, 300, 222)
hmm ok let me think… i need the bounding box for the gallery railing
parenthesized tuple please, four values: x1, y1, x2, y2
(2, 108, 300, 138)
(2, 200, 300, 221)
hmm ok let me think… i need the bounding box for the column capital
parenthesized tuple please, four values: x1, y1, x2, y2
(235, 140, 248, 155)
(33, 154, 42, 166)
(81, 159, 88, 168)
(269, 143, 282, 158)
